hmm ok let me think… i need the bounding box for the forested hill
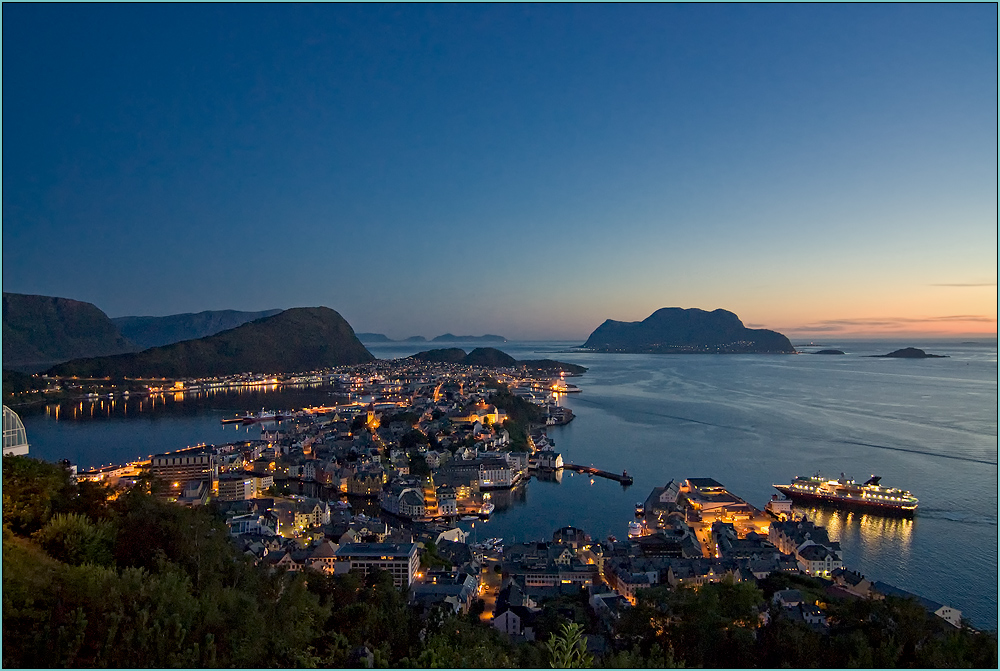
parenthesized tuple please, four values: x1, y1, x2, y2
(47, 307, 374, 378)
(583, 307, 795, 354)
(113, 309, 283, 350)
(409, 348, 587, 374)
(2, 292, 137, 372)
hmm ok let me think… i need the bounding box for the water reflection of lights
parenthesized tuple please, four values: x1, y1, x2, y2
(797, 506, 914, 556)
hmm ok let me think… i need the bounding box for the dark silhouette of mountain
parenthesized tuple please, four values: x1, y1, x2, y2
(47, 307, 374, 378)
(431, 333, 507, 343)
(2, 292, 137, 372)
(464, 347, 518, 367)
(356, 332, 394, 343)
(867, 347, 948, 359)
(409, 348, 586, 373)
(113, 309, 282, 350)
(404, 336, 428, 342)
(811, 349, 846, 355)
(583, 307, 795, 354)
(408, 348, 469, 364)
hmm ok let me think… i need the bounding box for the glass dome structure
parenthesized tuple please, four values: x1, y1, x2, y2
(3, 405, 29, 456)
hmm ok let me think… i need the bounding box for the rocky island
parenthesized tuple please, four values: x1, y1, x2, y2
(582, 307, 795, 354)
(868, 347, 948, 359)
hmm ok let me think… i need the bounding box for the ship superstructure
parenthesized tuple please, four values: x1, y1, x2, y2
(773, 473, 918, 516)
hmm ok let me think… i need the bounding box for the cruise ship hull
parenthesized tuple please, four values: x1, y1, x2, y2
(773, 485, 916, 517)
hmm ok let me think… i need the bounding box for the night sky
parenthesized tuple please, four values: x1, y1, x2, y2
(3, 4, 996, 339)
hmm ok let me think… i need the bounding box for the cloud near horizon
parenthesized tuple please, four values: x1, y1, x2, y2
(929, 282, 997, 287)
(781, 314, 998, 334)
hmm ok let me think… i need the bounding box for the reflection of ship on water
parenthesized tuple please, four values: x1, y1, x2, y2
(795, 505, 915, 556)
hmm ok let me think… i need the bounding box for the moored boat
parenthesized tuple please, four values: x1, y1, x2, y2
(774, 473, 917, 516)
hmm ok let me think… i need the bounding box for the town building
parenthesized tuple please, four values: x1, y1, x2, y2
(334, 542, 420, 588)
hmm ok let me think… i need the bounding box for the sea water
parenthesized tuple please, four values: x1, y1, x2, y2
(20, 338, 998, 627)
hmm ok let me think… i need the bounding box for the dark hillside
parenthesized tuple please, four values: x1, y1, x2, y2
(47, 307, 373, 378)
(2, 293, 136, 372)
(113, 309, 282, 349)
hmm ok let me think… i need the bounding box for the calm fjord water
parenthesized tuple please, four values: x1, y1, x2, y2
(21, 339, 998, 627)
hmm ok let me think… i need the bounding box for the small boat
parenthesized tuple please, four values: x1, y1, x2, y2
(635, 502, 645, 517)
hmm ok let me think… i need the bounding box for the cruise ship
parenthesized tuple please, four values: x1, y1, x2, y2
(773, 473, 918, 516)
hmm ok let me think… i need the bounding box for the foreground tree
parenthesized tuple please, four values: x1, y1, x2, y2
(546, 622, 594, 668)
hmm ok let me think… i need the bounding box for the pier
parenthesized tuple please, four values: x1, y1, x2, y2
(563, 463, 634, 485)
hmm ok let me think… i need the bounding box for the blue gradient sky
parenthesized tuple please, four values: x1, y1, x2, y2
(3, 4, 996, 339)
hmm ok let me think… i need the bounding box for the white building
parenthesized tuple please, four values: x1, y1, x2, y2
(2, 406, 29, 456)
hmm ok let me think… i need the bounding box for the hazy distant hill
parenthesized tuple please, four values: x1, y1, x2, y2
(409, 347, 586, 373)
(113, 309, 282, 350)
(431, 333, 507, 343)
(583, 308, 795, 354)
(356, 332, 394, 343)
(2, 292, 137, 372)
(357, 333, 506, 344)
(48, 307, 374, 378)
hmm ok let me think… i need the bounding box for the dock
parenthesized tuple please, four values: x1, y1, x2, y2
(563, 463, 634, 486)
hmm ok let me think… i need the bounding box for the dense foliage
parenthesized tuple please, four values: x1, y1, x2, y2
(615, 577, 996, 669)
(489, 384, 545, 451)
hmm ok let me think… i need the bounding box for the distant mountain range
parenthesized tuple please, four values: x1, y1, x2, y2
(432, 333, 506, 343)
(47, 307, 374, 378)
(582, 307, 795, 354)
(3, 293, 136, 372)
(409, 347, 587, 374)
(113, 309, 283, 350)
(356, 333, 506, 344)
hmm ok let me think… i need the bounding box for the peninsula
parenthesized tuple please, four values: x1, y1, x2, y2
(582, 307, 795, 354)
(409, 347, 587, 374)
